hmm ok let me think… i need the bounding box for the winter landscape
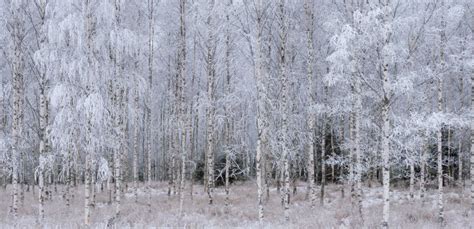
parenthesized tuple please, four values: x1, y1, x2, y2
(0, 0, 473, 228)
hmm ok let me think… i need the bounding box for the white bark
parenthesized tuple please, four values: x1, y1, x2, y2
(36, 0, 49, 220)
(255, 0, 266, 221)
(381, 1, 392, 227)
(146, 0, 154, 213)
(84, 153, 92, 225)
(420, 136, 427, 201)
(8, 0, 26, 218)
(321, 120, 326, 206)
(458, 140, 462, 187)
(133, 90, 139, 203)
(205, 0, 216, 205)
(277, 0, 290, 221)
(437, 0, 446, 224)
(471, 61, 474, 211)
(409, 162, 415, 200)
(437, 78, 444, 224)
(83, 0, 95, 225)
(224, 0, 233, 212)
(381, 80, 390, 229)
(178, 0, 187, 216)
(471, 72, 474, 211)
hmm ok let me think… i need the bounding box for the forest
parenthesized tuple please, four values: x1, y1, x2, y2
(0, 0, 473, 228)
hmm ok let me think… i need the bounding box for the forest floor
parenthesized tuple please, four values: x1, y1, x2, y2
(0, 181, 472, 228)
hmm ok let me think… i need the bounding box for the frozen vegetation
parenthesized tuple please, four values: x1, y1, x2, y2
(0, 182, 472, 228)
(0, 0, 473, 228)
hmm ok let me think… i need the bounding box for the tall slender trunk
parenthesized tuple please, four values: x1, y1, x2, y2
(458, 140, 463, 187)
(107, 156, 113, 205)
(84, 153, 91, 225)
(83, 0, 95, 224)
(420, 135, 427, 201)
(264, 150, 272, 201)
(381, 89, 390, 228)
(340, 117, 346, 198)
(224, 0, 233, 213)
(9, 0, 26, 218)
(91, 163, 96, 208)
(277, 0, 290, 221)
(65, 154, 72, 207)
(114, 137, 122, 217)
(307, 116, 316, 208)
(179, 132, 186, 216)
(321, 121, 326, 206)
(351, 81, 363, 221)
(38, 76, 47, 220)
(177, 0, 187, 217)
(205, 0, 216, 205)
(146, 1, 154, 211)
(447, 127, 452, 187)
(409, 162, 415, 199)
(36, 0, 49, 220)
(133, 90, 139, 203)
(381, 1, 392, 227)
(437, 1, 446, 224)
(437, 78, 444, 224)
(349, 113, 355, 202)
(255, 0, 266, 221)
(331, 130, 336, 183)
(189, 28, 199, 201)
(471, 66, 474, 211)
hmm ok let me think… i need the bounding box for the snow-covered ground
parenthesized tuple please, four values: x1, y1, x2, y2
(0, 182, 472, 228)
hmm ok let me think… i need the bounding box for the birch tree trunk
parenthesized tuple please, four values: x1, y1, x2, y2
(224, 0, 233, 212)
(381, 1, 393, 227)
(255, 0, 266, 221)
(8, 0, 26, 218)
(340, 117, 346, 198)
(437, 1, 446, 224)
(458, 141, 463, 187)
(277, 0, 290, 221)
(133, 90, 139, 203)
(112, 0, 125, 218)
(205, 0, 216, 205)
(420, 134, 427, 201)
(321, 120, 326, 206)
(83, 0, 95, 224)
(409, 162, 415, 200)
(84, 152, 92, 225)
(350, 78, 363, 221)
(146, 0, 154, 212)
(36, 0, 49, 220)
(437, 78, 444, 224)
(331, 130, 336, 183)
(178, 0, 187, 217)
(381, 69, 391, 229)
(189, 27, 199, 201)
(471, 55, 474, 212)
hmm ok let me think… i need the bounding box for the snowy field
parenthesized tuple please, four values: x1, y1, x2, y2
(0, 182, 472, 228)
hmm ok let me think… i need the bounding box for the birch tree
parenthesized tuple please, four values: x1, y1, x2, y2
(33, 0, 50, 220)
(83, 0, 95, 224)
(178, 0, 187, 216)
(276, 0, 291, 221)
(304, 0, 316, 209)
(6, 0, 27, 218)
(437, 0, 447, 224)
(205, 0, 216, 205)
(254, 0, 267, 221)
(380, 1, 393, 227)
(146, 0, 155, 212)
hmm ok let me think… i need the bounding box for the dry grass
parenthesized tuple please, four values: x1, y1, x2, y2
(0, 182, 472, 228)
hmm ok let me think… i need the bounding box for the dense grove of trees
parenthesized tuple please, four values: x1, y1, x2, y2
(0, 0, 473, 227)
